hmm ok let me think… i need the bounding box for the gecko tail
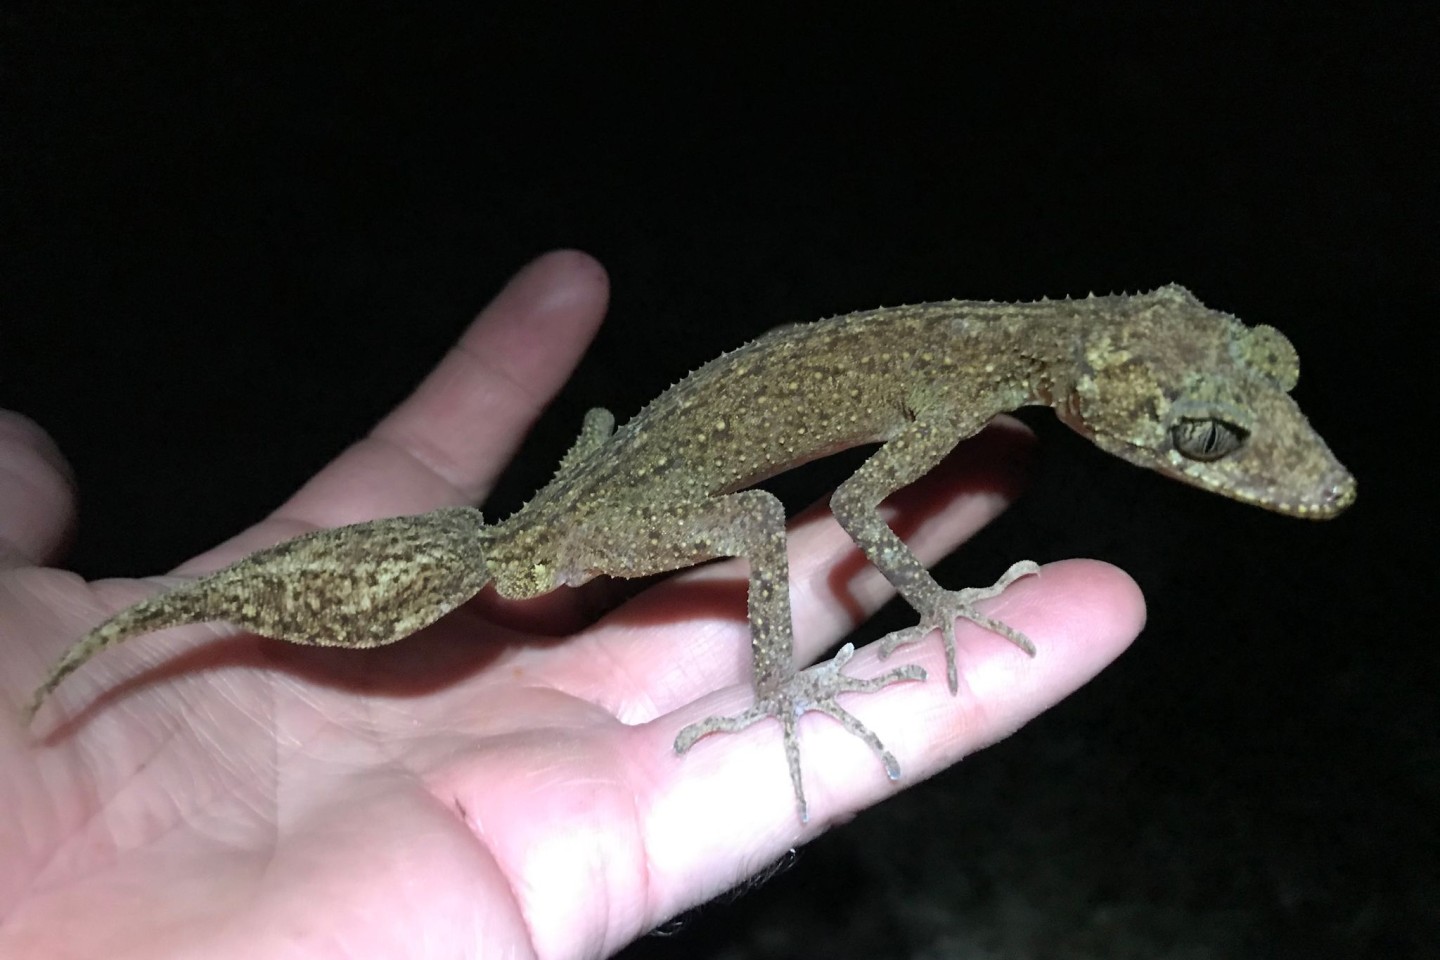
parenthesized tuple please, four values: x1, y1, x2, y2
(21, 586, 217, 725)
(23, 505, 492, 725)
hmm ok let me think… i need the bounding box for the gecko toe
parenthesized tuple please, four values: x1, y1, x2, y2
(876, 561, 1042, 695)
(674, 642, 923, 818)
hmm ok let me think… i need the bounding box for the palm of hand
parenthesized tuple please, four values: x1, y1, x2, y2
(1, 252, 1141, 960)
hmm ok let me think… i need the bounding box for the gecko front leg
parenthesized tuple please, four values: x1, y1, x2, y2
(589, 487, 923, 822)
(830, 405, 1041, 693)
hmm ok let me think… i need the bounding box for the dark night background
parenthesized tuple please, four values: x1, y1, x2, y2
(3, 4, 1433, 958)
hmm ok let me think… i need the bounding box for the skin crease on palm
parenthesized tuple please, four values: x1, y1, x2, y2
(0, 251, 1143, 960)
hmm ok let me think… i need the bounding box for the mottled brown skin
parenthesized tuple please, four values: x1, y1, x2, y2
(24, 284, 1356, 821)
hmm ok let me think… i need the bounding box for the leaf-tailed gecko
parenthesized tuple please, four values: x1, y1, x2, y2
(24, 284, 1355, 821)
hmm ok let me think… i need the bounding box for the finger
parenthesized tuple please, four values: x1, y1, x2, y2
(280, 249, 610, 528)
(0, 411, 77, 568)
(637, 559, 1144, 909)
(178, 251, 609, 572)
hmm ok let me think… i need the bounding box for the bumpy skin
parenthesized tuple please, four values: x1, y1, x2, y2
(25, 284, 1356, 821)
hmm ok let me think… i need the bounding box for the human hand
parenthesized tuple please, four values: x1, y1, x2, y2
(1, 250, 1143, 959)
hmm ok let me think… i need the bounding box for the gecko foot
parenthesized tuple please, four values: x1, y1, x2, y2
(878, 559, 1041, 694)
(675, 642, 926, 822)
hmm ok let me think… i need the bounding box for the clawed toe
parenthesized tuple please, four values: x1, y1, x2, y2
(673, 561, 1040, 820)
(675, 642, 925, 822)
(877, 561, 1041, 692)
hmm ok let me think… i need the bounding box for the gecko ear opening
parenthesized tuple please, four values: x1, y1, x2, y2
(1171, 417, 1249, 462)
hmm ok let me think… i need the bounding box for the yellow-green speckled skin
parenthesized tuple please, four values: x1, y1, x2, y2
(25, 284, 1355, 821)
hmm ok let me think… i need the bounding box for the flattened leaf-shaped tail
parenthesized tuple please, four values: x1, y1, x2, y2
(24, 506, 491, 724)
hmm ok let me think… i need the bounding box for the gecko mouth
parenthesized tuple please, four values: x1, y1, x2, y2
(1259, 473, 1357, 519)
(1165, 455, 1358, 519)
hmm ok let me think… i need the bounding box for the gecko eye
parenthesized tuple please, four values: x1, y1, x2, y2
(1171, 417, 1248, 462)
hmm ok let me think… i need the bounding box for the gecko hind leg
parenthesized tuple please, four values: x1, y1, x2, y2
(877, 559, 1041, 694)
(675, 643, 926, 823)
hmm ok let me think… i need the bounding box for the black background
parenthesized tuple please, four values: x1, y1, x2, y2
(3, 4, 1433, 957)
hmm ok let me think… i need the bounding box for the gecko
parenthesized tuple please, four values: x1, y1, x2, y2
(23, 284, 1355, 821)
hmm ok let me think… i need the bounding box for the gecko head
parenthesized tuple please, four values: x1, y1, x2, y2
(1056, 284, 1356, 518)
